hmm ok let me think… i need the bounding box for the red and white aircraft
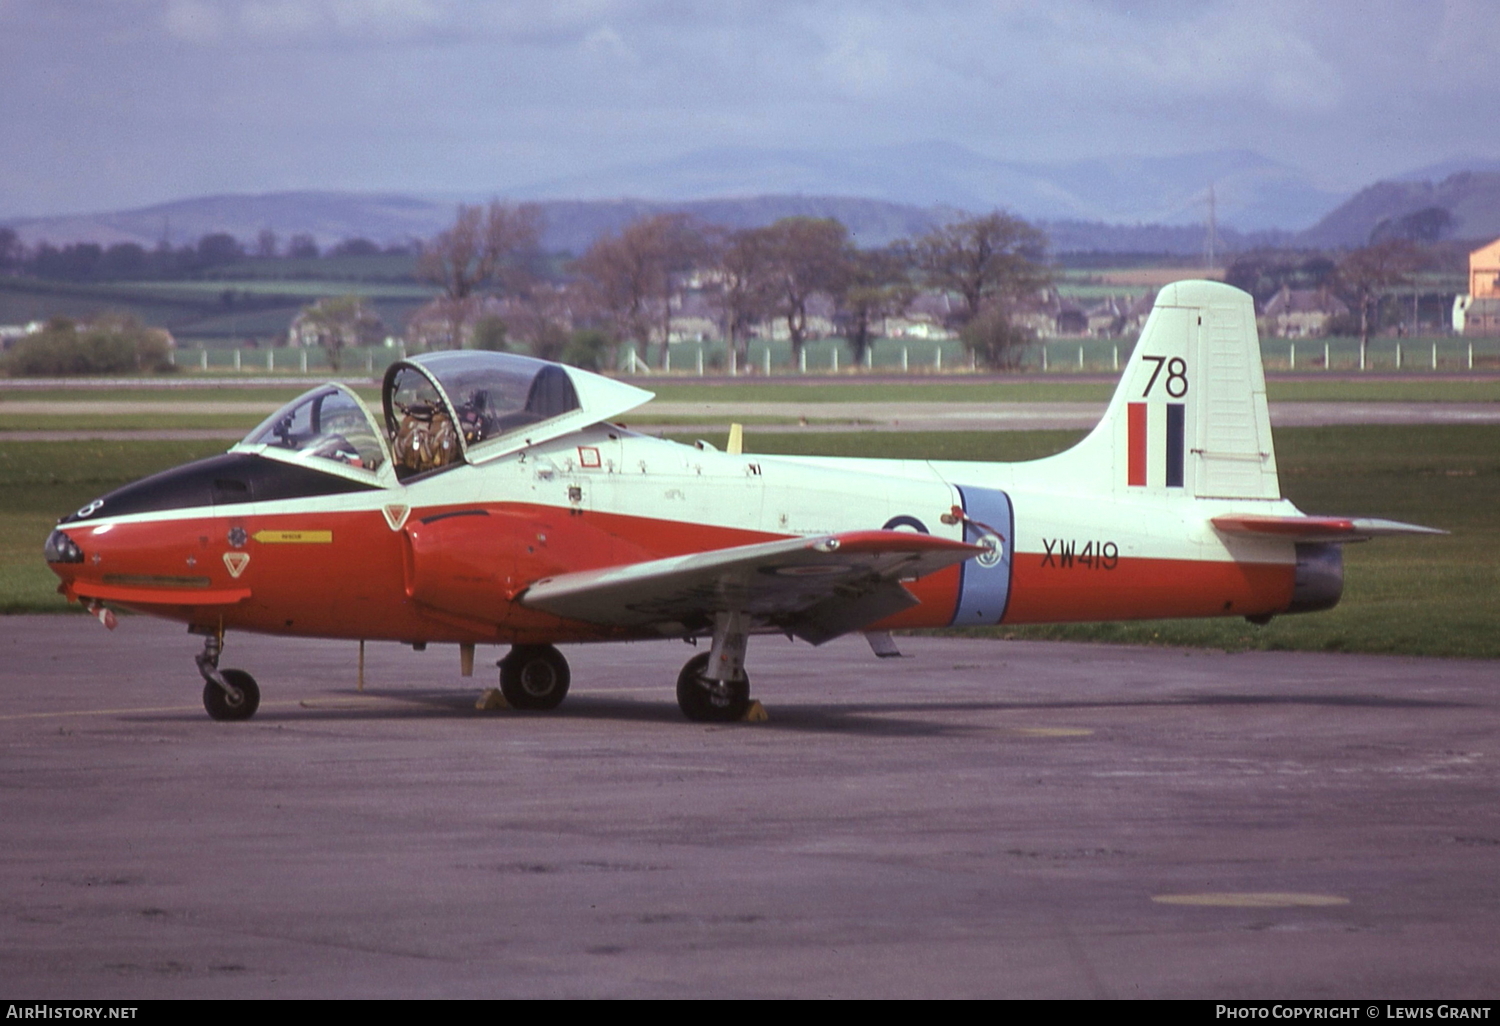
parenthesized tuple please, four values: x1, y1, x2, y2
(46, 281, 1439, 722)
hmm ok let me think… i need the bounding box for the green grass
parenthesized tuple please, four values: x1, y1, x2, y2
(0, 440, 229, 612)
(4, 427, 1495, 660)
(0, 414, 262, 432)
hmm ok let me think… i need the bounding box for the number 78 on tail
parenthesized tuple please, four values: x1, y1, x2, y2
(45, 281, 1441, 722)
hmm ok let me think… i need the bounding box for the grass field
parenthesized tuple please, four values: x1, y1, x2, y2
(2, 425, 1494, 660)
(4, 377, 1498, 417)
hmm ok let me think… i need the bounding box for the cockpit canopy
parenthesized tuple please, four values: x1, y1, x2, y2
(234, 351, 653, 484)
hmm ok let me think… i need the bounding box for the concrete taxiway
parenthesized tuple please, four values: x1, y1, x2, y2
(1, 616, 1496, 998)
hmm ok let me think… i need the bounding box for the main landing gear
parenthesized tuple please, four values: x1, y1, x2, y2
(498, 644, 571, 710)
(676, 610, 752, 723)
(194, 630, 260, 722)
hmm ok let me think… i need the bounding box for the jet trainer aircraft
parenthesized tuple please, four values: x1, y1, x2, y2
(45, 281, 1439, 722)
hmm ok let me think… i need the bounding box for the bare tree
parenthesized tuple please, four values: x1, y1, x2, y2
(916, 212, 1048, 325)
(915, 212, 1047, 370)
(708, 226, 777, 370)
(761, 217, 849, 366)
(836, 244, 914, 368)
(573, 213, 706, 368)
(1336, 239, 1423, 370)
(418, 201, 544, 350)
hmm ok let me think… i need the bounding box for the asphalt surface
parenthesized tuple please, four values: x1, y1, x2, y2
(2, 615, 1496, 998)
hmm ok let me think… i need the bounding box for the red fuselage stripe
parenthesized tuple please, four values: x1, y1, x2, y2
(1127, 402, 1147, 487)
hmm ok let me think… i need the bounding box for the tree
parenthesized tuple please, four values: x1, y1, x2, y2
(255, 229, 279, 259)
(196, 233, 244, 267)
(287, 234, 320, 259)
(3, 314, 174, 376)
(331, 237, 381, 257)
(915, 212, 1047, 370)
(916, 212, 1047, 324)
(572, 213, 706, 368)
(0, 227, 22, 274)
(1336, 239, 1422, 370)
(295, 295, 383, 371)
(961, 307, 1035, 371)
(418, 201, 544, 350)
(709, 226, 778, 372)
(470, 314, 509, 352)
(836, 244, 914, 368)
(761, 217, 849, 366)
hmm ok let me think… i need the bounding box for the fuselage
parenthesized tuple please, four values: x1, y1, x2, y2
(47, 422, 1305, 645)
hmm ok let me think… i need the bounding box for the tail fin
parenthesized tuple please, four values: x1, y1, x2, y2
(1036, 280, 1280, 501)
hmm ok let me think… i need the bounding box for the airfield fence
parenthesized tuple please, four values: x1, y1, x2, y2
(172, 335, 1500, 380)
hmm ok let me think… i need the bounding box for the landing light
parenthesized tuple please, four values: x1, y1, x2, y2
(44, 530, 84, 564)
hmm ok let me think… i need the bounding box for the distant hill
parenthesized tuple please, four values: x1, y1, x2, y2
(511, 143, 1343, 232)
(0, 191, 949, 253)
(1295, 172, 1500, 249)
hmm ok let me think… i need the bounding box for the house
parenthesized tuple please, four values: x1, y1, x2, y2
(1456, 237, 1500, 336)
(1261, 286, 1349, 338)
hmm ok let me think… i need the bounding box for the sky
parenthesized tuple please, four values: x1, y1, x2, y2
(2, 0, 1497, 218)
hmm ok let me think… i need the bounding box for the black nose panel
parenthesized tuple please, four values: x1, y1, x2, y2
(59, 453, 379, 525)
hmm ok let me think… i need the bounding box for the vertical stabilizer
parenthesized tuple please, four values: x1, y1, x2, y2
(1032, 281, 1280, 500)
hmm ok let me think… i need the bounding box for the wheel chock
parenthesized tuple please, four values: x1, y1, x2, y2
(476, 688, 511, 711)
(741, 700, 769, 723)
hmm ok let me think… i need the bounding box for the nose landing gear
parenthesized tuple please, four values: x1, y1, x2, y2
(195, 630, 261, 721)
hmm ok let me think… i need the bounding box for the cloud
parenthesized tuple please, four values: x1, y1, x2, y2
(2, 0, 1498, 214)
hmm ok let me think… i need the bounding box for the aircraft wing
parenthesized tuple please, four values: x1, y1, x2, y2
(519, 529, 983, 645)
(1211, 514, 1446, 543)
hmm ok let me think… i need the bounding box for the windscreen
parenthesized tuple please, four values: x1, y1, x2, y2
(242, 385, 387, 473)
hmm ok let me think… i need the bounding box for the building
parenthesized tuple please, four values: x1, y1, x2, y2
(1455, 237, 1500, 336)
(1261, 286, 1350, 338)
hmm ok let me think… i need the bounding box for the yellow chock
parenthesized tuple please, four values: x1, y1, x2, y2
(741, 700, 769, 723)
(476, 688, 511, 711)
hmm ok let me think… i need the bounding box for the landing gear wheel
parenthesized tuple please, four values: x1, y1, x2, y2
(676, 652, 750, 723)
(499, 645, 571, 710)
(203, 668, 260, 721)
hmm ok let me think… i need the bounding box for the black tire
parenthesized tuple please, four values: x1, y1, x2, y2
(499, 645, 571, 710)
(203, 668, 260, 722)
(676, 652, 750, 723)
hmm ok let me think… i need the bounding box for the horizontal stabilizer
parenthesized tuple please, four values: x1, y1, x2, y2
(521, 529, 981, 644)
(1211, 514, 1446, 543)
